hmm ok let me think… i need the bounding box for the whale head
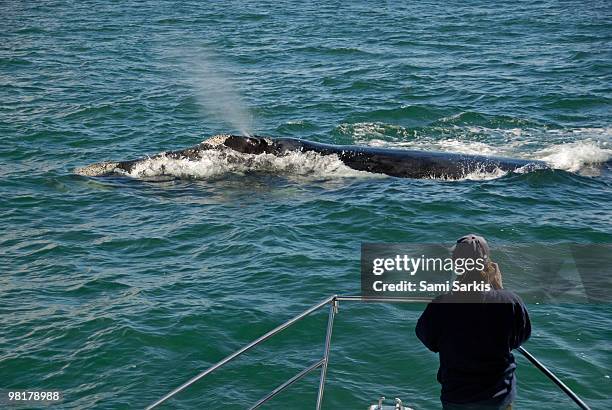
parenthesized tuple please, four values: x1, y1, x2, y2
(74, 161, 120, 177)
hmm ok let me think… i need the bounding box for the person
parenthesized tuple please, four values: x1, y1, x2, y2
(416, 234, 531, 410)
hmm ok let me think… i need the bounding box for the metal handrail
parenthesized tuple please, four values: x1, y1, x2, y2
(146, 295, 591, 410)
(145, 295, 336, 410)
(249, 358, 326, 410)
(517, 346, 590, 410)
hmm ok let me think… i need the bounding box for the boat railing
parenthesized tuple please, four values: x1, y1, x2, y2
(145, 295, 591, 410)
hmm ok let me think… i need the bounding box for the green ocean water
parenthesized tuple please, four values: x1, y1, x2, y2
(1, 1, 611, 409)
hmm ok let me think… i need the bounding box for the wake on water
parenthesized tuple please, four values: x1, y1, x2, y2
(536, 140, 611, 174)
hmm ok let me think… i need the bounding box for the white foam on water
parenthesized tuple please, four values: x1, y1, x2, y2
(122, 149, 372, 180)
(425, 166, 509, 182)
(461, 167, 509, 181)
(435, 139, 500, 156)
(365, 137, 512, 157)
(535, 140, 611, 172)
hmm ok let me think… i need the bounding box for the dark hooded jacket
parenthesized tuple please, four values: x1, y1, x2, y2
(416, 289, 531, 405)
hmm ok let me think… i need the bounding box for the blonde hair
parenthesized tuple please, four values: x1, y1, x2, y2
(458, 261, 503, 290)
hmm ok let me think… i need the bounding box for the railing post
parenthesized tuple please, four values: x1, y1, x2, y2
(316, 296, 338, 410)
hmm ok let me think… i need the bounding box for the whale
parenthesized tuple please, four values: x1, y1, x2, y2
(74, 134, 548, 179)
